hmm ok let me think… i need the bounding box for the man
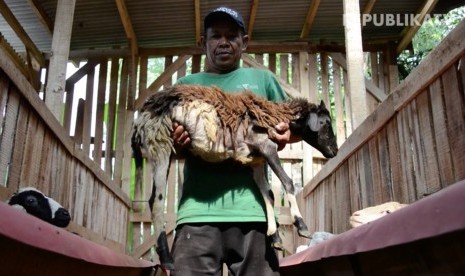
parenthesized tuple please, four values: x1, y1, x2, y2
(170, 6, 294, 276)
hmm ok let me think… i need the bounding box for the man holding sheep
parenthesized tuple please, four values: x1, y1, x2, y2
(171, 6, 295, 275)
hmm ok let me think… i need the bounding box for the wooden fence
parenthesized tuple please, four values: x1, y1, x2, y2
(0, 48, 130, 253)
(295, 19, 465, 252)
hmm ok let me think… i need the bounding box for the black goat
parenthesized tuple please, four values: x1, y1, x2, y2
(7, 187, 71, 228)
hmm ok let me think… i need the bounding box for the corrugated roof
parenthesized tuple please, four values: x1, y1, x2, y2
(1, 0, 464, 56)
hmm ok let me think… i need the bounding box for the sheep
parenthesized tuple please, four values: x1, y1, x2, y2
(132, 84, 338, 269)
(7, 187, 71, 228)
(350, 201, 408, 228)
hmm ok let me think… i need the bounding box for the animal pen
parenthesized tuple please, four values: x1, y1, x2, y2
(1, 0, 465, 274)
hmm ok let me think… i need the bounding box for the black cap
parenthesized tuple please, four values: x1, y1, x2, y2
(204, 6, 246, 33)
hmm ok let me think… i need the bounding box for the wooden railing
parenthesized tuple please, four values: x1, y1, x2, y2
(295, 19, 465, 252)
(0, 47, 130, 253)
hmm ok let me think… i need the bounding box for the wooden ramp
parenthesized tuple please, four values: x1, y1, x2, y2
(280, 180, 465, 274)
(0, 202, 155, 276)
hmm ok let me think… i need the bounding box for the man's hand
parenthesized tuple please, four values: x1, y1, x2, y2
(172, 122, 190, 155)
(272, 122, 302, 151)
(272, 122, 290, 151)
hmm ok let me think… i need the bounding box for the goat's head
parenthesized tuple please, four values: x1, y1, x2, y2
(7, 187, 71, 228)
(291, 100, 338, 158)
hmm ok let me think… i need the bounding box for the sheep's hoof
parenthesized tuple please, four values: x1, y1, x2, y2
(156, 231, 175, 270)
(161, 262, 175, 271)
(293, 216, 311, 238)
(270, 232, 284, 251)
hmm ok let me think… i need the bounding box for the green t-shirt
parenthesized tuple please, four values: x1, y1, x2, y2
(175, 67, 287, 224)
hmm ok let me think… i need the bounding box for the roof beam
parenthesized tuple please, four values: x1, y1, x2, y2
(362, 0, 377, 15)
(27, 0, 53, 36)
(397, 0, 439, 54)
(300, 0, 320, 39)
(115, 0, 138, 56)
(0, 0, 45, 66)
(0, 32, 28, 77)
(194, 0, 201, 45)
(247, 0, 259, 40)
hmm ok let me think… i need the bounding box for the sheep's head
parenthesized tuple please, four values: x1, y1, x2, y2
(291, 100, 338, 158)
(350, 201, 408, 228)
(7, 187, 71, 228)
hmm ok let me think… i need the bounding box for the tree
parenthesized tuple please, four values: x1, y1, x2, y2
(397, 6, 465, 80)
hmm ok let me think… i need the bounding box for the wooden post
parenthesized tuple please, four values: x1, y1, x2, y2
(386, 41, 399, 93)
(343, 0, 368, 129)
(298, 51, 314, 185)
(45, 0, 76, 121)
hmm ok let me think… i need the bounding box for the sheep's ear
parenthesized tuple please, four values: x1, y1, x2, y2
(319, 100, 326, 108)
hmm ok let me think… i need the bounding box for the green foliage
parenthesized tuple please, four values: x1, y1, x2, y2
(397, 6, 465, 80)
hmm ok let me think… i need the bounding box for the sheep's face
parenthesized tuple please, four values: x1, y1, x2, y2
(350, 201, 408, 228)
(7, 187, 71, 228)
(301, 101, 338, 158)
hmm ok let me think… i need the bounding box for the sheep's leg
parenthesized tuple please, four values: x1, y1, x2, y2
(149, 152, 174, 270)
(258, 139, 311, 238)
(252, 166, 283, 250)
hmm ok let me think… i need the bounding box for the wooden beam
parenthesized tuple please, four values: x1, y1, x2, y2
(247, 0, 260, 39)
(65, 42, 390, 59)
(44, 0, 76, 120)
(241, 53, 301, 98)
(300, 0, 321, 39)
(362, 0, 377, 15)
(343, 0, 368, 128)
(134, 55, 192, 109)
(0, 32, 28, 77)
(27, 0, 53, 36)
(397, 0, 439, 54)
(115, 0, 138, 57)
(0, 0, 45, 66)
(194, 0, 201, 45)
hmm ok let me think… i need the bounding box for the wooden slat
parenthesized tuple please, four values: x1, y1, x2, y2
(241, 53, 301, 98)
(134, 55, 191, 109)
(415, 89, 441, 195)
(81, 66, 95, 155)
(409, 99, 427, 199)
(376, 128, 393, 202)
(332, 60, 345, 145)
(93, 60, 108, 162)
(442, 65, 465, 181)
(320, 53, 330, 106)
(114, 59, 129, 186)
(0, 78, 19, 187)
(105, 58, 120, 174)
